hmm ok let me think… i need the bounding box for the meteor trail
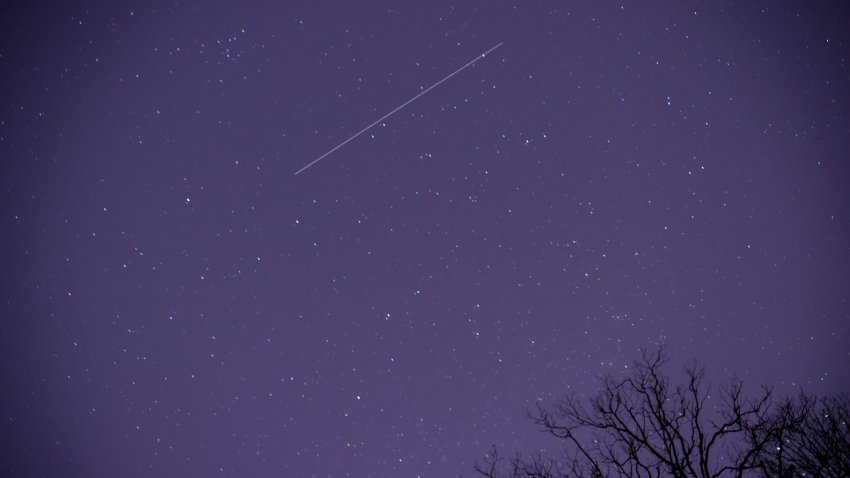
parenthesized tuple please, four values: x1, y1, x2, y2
(294, 42, 503, 175)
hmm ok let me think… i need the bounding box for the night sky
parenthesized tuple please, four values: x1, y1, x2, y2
(2, 1, 849, 477)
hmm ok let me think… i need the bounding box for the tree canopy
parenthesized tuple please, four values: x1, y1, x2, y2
(475, 347, 849, 478)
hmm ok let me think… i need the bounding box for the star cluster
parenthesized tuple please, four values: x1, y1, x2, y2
(1, 1, 848, 477)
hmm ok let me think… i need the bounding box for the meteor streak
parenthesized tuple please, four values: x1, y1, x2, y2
(294, 42, 503, 175)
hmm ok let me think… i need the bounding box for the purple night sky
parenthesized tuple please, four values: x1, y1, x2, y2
(2, 1, 848, 476)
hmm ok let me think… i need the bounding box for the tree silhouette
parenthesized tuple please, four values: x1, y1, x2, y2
(757, 393, 850, 478)
(475, 347, 847, 478)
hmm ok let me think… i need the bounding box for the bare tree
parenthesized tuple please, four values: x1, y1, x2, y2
(756, 393, 850, 478)
(474, 347, 828, 478)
